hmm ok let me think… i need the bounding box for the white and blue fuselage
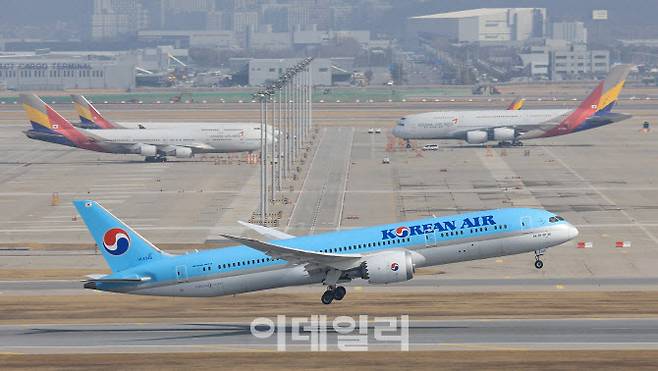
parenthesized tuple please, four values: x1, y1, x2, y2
(75, 201, 578, 301)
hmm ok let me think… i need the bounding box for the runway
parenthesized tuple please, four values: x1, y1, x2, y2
(2, 318, 658, 353)
(4, 276, 658, 293)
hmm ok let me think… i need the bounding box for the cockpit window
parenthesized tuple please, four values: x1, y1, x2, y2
(397, 122, 405, 126)
(549, 216, 565, 223)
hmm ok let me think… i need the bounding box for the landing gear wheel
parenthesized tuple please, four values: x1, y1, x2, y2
(534, 260, 544, 269)
(321, 289, 335, 305)
(513, 141, 524, 147)
(405, 139, 411, 149)
(333, 286, 346, 301)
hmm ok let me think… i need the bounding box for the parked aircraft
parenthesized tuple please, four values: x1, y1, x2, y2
(22, 94, 270, 162)
(392, 65, 632, 146)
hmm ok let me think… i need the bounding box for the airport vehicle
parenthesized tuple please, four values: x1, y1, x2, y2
(422, 144, 439, 151)
(21, 94, 269, 162)
(392, 65, 632, 146)
(71, 94, 264, 131)
(74, 200, 578, 304)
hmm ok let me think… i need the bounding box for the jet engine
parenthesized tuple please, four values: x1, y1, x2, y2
(466, 130, 488, 144)
(361, 250, 414, 284)
(492, 127, 516, 141)
(136, 144, 157, 156)
(174, 146, 193, 158)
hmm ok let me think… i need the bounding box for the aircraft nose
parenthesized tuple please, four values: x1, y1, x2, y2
(392, 125, 400, 138)
(567, 223, 579, 240)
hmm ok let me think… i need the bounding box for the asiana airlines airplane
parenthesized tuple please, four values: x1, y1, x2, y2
(74, 200, 578, 305)
(393, 65, 632, 146)
(21, 94, 273, 162)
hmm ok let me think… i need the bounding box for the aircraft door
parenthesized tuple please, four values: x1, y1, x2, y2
(425, 231, 436, 247)
(520, 216, 531, 229)
(175, 265, 188, 283)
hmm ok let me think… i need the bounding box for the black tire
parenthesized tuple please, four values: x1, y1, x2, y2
(534, 260, 544, 269)
(334, 286, 346, 301)
(321, 290, 334, 305)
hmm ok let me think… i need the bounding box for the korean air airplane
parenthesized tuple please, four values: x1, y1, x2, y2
(21, 94, 272, 162)
(74, 200, 578, 305)
(393, 65, 632, 146)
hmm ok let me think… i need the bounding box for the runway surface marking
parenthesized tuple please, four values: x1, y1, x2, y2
(542, 146, 658, 246)
(3, 318, 658, 353)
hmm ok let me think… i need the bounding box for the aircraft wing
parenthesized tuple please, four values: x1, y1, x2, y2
(221, 234, 362, 270)
(237, 221, 295, 240)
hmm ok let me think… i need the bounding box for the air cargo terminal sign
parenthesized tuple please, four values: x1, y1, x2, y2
(0, 63, 93, 70)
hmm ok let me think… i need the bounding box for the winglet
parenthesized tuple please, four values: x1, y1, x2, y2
(237, 221, 295, 240)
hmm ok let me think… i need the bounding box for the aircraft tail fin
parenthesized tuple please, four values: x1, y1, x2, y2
(71, 94, 121, 129)
(594, 64, 632, 116)
(541, 65, 632, 137)
(21, 93, 78, 134)
(506, 97, 525, 110)
(73, 200, 170, 272)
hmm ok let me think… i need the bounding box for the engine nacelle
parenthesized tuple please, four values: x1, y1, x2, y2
(466, 130, 488, 144)
(136, 144, 157, 156)
(362, 250, 414, 284)
(174, 146, 193, 158)
(493, 127, 516, 141)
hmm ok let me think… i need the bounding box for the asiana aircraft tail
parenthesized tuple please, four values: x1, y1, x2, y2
(20, 93, 103, 151)
(71, 94, 122, 129)
(506, 97, 525, 110)
(541, 64, 631, 137)
(73, 199, 578, 304)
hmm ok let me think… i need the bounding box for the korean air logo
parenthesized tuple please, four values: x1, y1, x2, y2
(391, 262, 400, 271)
(103, 228, 130, 255)
(394, 226, 410, 238)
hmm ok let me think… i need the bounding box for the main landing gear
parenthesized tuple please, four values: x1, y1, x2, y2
(144, 155, 167, 163)
(321, 285, 347, 305)
(534, 249, 545, 269)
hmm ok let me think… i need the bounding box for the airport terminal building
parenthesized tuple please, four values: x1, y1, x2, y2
(0, 53, 136, 91)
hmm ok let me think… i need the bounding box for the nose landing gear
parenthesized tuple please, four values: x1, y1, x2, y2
(534, 249, 545, 269)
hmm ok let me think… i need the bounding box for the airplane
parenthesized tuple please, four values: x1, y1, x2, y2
(392, 65, 632, 147)
(72, 94, 264, 131)
(21, 94, 271, 162)
(74, 200, 578, 305)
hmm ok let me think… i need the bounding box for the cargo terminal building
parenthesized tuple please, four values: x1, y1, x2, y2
(0, 53, 136, 91)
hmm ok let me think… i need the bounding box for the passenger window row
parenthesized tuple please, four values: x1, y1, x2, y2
(218, 257, 279, 270)
(322, 238, 411, 254)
